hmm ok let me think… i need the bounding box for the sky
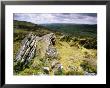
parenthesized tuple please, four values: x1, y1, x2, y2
(14, 13, 97, 24)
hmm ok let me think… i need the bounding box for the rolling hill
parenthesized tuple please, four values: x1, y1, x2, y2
(41, 23, 97, 37)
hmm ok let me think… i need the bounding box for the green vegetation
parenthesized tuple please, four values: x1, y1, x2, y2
(42, 23, 97, 37)
(13, 20, 97, 75)
(80, 59, 97, 73)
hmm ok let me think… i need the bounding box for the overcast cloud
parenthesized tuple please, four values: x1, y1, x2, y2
(14, 13, 97, 24)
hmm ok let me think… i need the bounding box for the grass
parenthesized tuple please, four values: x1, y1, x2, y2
(56, 40, 83, 74)
(13, 42, 21, 61)
(55, 36, 97, 75)
(14, 32, 97, 75)
(13, 20, 97, 75)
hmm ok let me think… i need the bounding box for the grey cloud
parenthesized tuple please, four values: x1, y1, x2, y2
(14, 13, 97, 24)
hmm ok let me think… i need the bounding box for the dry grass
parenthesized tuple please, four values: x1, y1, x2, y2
(55, 38, 97, 74)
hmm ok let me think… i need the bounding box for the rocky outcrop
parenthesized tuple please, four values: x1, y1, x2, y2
(42, 33, 56, 45)
(15, 33, 39, 63)
(14, 32, 60, 73)
(14, 33, 40, 71)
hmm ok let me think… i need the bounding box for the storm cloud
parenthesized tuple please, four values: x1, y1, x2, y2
(14, 13, 97, 24)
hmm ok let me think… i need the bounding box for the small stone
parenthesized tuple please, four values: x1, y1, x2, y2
(43, 67, 49, 74)
(51, 60, 59, 69)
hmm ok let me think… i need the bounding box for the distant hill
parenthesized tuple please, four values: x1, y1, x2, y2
(13, 20, 55, 37)
(14, 20, 50, 31)
(41, 23, 97, 37)
(14, 20, 97, 38)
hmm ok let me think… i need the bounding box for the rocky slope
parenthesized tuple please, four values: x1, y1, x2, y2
(14, 32, 63, 75)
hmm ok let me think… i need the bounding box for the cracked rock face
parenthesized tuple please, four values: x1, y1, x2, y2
(14, 33, 40, 71)
(15, 33, 39, 62)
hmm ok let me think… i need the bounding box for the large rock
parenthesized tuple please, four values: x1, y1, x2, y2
(42, 33, 58, 58)
(14, 33, 41, 71)
(42, 33, 56, 46)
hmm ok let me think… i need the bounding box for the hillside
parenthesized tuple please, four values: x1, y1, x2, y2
(41, 23, 97, 38)
(13, 20, 97, 75)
